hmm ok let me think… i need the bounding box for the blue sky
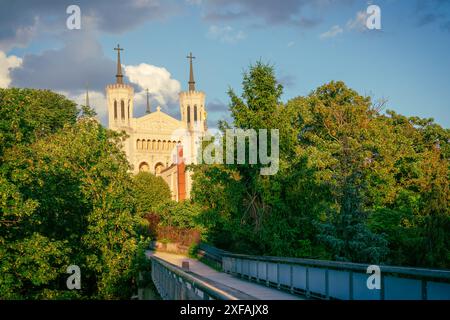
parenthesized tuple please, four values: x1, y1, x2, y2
(1, 0, 449, 128)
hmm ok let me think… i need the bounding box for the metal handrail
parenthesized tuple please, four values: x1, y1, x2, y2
(193, 244, 450, 300)
(221, 252, 450, 282)
(196, 243, 228, 265)
(198, 242, 450, 281)
(150, 255, 237, 300)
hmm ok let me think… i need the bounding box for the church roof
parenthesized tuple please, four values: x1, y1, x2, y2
(134, 106, 185, 134)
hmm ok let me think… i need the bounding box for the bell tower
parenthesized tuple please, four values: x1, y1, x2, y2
(179, 52, 207, 133)
(106, 44, 134, 130)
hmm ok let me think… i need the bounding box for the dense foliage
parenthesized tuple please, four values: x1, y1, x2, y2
(133, 172, 171, 215)
(0, 88, 149, 299)
(191, 63, 450, 268)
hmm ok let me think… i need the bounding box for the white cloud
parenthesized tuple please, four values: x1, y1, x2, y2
(346, 11, 368, 32)
(125, 63, 181, 107)
(287, 41, 295, 47)
(319, 25, 343, 39)
(207, 25, 246, 43)
(59, 90, 108, 124)
(0, 51, 22, 88)
(318, 11, 369, 40)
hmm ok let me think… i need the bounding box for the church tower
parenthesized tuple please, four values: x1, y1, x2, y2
(179, 53, 207, 133)
(106, 44, 134, 130)
(179, 52, 207, 165)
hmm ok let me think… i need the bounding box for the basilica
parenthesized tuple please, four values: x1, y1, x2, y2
(105, 45, 207, 201)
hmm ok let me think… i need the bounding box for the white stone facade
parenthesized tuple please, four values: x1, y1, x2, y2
(105, 54, 207, 200)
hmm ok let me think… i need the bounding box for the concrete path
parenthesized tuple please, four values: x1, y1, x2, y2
(146, 251, 302, 300)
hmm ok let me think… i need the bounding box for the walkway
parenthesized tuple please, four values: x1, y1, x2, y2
(146, 251, 302, 300)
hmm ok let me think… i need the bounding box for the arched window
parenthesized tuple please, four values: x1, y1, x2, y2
(152, 140, 156, 150)
(187, 106, 191, 123)
(121, 100, 125, 119)
(154, 162, 164, 174)
(114, 101, 118, 119)
(157, 140, 161, 150)
(194, 105, 197, 122)
(139, 162, 149, 172)
(136, 139, 140, 149)
(147, 140, 151, 150)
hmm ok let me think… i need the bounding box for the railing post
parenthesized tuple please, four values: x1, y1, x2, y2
(277, 263, 280, 289)
(349, 271, 353, 300)
(165, 268, 168, 298)
(171, 273, 176, 299)
(421, 280, 428, 300)
(175, 277, 179, 300)
(256, 261, 260, 283)
(305, 267, 310, 298)
(290, 265, 294, 294)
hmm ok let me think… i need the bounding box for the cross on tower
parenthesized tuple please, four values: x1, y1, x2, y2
(186, 52, 196, 91)
(114, 44, 124, 84)
(186, 52, 195, 63)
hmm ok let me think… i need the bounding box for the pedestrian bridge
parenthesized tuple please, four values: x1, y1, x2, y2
(146, 244, 450, 300)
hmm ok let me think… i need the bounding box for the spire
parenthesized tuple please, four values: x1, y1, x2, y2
(145, 88, 151, 114)
(85, 83, 90, 107)
(114, 44, 124, 84)
(186, 52, 195, 91)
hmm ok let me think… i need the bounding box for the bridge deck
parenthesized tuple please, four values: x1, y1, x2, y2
(146, 251, 302, 300)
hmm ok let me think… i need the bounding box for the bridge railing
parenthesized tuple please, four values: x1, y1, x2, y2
(196, 243, 228, 270)
(150, 255, 237, 300)
(219, 251, 450, 300)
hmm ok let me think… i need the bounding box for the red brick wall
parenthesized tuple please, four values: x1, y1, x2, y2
(177, 145, 186, 201)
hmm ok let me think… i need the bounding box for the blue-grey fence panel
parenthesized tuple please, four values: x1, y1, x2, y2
(249, 260, 258, 278)
(279, 264, 291, 286)
(236, 258, 242, 274)
(353, 272, 381, 300)
(309, 267, 327, 296)
(267, 262, 278, 283)
(222, 256, 232, 272)
(427, 281, 450, 300)
(243, 259, 250, 277)
(258, 261, 267, 280)
(292, 265, 307, 291)
(328, 270, 351, 300)
(384, 276, 422, 300)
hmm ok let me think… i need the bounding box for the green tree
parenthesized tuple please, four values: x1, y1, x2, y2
(132, 172, 171, 215)
(0, 89, 150, 299)
(156, 200, 203, 229)
(288, 81, 389, 263)
(192, 62, 324, 257)
(0, 88, 77, 158)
